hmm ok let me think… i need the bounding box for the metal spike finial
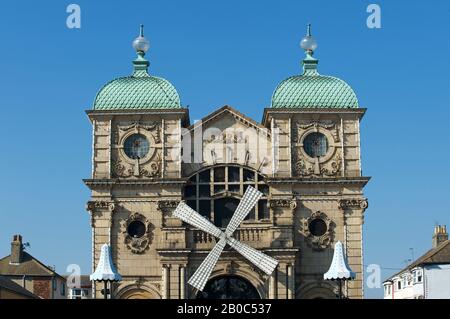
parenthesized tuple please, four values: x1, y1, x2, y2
(307, 23, 312, 37)
(140, 24, 144, 37)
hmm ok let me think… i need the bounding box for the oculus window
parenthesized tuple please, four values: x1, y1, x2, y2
(308, 218, 327, 237)
(127, 220, 146, 238)
(303, 132, 328, 158)
(124, 134, 150, 159)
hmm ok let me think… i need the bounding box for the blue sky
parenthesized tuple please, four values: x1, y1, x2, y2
(0, 0, 449, 299)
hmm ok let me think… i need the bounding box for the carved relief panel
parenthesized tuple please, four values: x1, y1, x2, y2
(300, 211, 334, 251)
(122, 212, 154, 254)
(111, 121, 162, 178)
(292, 120, 342, 178)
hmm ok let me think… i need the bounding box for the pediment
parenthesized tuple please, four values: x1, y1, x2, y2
(187, 105, 270, 137)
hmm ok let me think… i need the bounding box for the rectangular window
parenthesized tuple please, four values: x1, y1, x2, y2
(199, 200, 211, 219)
(199, 170, 210, 183)
(417, 271, 423, 283)
(186, 200, 196, 211)
(228, 167, 240, 183)
(258, 185, 269, 196)
(398, 281, 401, 290)
(214, 167, 225, 182)
(228, 184, 240, 194)
(258, 200, 269, 219)
(243, 170, 255, 182)
(184, 185, 196, 198)
(199, 185, 210, 197)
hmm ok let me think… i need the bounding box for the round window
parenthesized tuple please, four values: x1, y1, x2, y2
(308, 218, 327, 237)
(124, 134, 150, 159)
(127, 221, 146, 238)
(303, 132, 329, 158)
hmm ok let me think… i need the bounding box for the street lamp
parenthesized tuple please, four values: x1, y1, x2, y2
(324, 241, 355, 299)
(90, 243, 122, 299)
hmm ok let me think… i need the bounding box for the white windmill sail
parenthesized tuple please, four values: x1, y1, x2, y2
(172, 186, 278, 291)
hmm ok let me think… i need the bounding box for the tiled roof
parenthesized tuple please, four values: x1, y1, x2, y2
(385, 240, 450, 281)
(93, 73, 181, 110)
(0, 252, 61, 277)
(271, 52, 359, 109)
(0, 275, 39, 298)
(271, 74, 358, 109)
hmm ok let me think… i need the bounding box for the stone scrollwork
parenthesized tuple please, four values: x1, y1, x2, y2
(112, 121, 162, 179)
(269, 199, 297, 210)
(119, 121, 161, 143)
(301, 211, 334, 251)
(86, 201, 115, 212)
(123, 213, 153, 254)
(320, 154, 342, 177)
(139, 153, 162, 178)
(295, 121, 339, 143)
(293, 119, 342, 178)
(294, 152, 342, 178)
(112, 160, 133, 178)
(112, 154, 162, 179)
(338, 199, 369, 210)
(157, 200, 179, 210)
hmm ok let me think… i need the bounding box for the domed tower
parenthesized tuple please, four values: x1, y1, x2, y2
(263, 25, 369, 299)
(84, 26, 189, 299)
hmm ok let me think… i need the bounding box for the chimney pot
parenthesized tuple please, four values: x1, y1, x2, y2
(433, 225, 448, 248)
(10, 234, 23, 264)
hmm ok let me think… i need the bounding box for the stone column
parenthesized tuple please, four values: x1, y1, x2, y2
(269, 270, 277, 299)
(180, 266, 186, 299)
(287, 264, 295, 299)
(162, 265, 170, 299)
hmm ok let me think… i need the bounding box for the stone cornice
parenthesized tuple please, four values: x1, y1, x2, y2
(266, 176, 370, 186)
(85, 108, 190, 126)
(83, 178, 187, 188)
(262, 107, 367, 127)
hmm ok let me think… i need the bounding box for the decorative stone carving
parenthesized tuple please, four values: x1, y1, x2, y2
(225, 261, 240, 274)
(140, 153, 162, 178)
(338, 199, 369, 210)
(119, 121, 161, 143)
(157, 200, 179, 210)
(301, 211, 334, 251)
(295, 121, 339, 143)
(269, 199, 297, 210)
(123, 213, 153, 254)
(86, 201, 115, 212)
(112, 154, 162, 179)
(294, 153, 342, 177)
(112, 160, 133, 178)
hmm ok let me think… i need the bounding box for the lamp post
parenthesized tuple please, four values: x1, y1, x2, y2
(90, 243, 122, 299)
(324, 241, 355, 299)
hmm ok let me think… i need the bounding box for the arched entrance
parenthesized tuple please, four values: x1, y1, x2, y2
(119, 289, 154, 299)
(196, 275, 260, 299)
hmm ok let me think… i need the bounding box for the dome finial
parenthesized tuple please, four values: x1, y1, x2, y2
(132, 24, 150, 76)
(132, 24, 150, 55)
(300, 23, 317, 55)
(300, 24, 319, 75)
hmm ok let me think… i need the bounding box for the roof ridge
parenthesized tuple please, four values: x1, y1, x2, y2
(384, 240, 450, 281)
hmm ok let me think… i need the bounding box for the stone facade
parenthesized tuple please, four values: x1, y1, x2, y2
(84, 105, 369, 299)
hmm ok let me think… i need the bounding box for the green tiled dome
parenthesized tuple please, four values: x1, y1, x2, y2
(93, 53, 181, 110)
(271, 54, 358, 109)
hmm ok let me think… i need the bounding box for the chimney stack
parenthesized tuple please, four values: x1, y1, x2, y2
(432, 225, 448, 248)
(10, 234, 23, 264)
